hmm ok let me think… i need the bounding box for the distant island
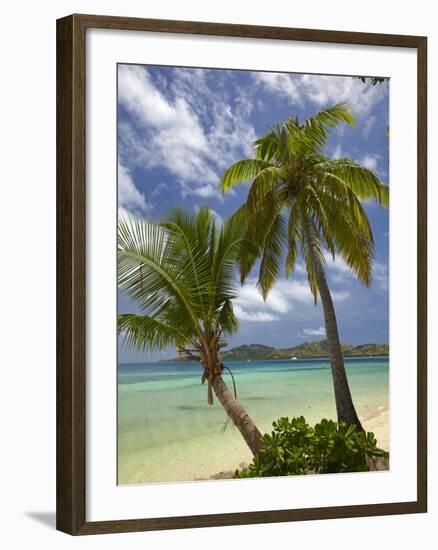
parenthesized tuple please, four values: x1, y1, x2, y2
(221, 340, 389, 360)
(162, 339, 389, 362)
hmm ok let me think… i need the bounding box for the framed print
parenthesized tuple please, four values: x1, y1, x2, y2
(56, 14, 427, 535)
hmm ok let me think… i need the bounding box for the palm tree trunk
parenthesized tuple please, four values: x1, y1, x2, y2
(212, 375, 264, 456)
(301, 209, 363, 430)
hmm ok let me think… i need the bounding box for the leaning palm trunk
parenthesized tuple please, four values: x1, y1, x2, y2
(212, 374, 263, 456)
(198, 341, 263, 456)
(301, 210, 363, 431)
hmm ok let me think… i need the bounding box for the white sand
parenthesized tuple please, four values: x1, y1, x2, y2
(362, 408, 389, 451)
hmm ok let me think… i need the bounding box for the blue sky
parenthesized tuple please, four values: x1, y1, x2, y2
(117, 64, 389, 362)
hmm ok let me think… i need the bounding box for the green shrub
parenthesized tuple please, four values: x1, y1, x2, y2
(235, 416, 387, 478)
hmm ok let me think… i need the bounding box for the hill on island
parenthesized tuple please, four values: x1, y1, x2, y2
(220, 340, 389, 361)
(162, 340, 389, 362)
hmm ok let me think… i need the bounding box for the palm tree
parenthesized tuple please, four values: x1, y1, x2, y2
(220, 103, 389, 431)
(117, 207, 263, 456)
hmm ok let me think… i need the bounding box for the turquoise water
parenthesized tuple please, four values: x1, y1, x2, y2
(118, 357, 389, 484)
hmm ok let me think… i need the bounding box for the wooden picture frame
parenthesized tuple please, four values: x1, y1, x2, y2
(56, 13, 427, 535)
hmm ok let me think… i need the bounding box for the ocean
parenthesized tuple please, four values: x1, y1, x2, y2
(117, 357, 389, 485)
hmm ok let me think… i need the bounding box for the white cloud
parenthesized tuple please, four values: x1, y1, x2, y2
(292, 262, 307, 275)
(234, 282, 290, 315)
(254, 72, 387, 116)
(118, 65, 256, 199)
(232, 276, 349, 324)
(331, 290, 351, 302)
(185, 182, 222, 199)
(151, 182, 169, 198)
(233, 305, 279, 322)
(373, 261, 389, 291)
(254, 72, 303, 105)
(362, 115, 377, 139)
(118, 162, 149, 215)
(301, 326, 326, 337)
(323, 251, 389, 294)
(359, 153, 387, 182)
(331, 144, 344, 159)
(323, 252, 358, 286)
(279, 279, 318, 303)
(117, 206, 134, 223)
(323, 252, 353, 283)
(232, 279, 298, 323)
(361, 154, 379, 171)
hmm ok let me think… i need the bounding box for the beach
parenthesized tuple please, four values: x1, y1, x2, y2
(363, 409, 389, 452)
(118, 357, 389, 485)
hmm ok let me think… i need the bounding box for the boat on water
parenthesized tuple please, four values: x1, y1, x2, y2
(290, 356, 297, 360)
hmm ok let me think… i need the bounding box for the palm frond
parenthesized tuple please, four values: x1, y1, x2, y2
(246, 166, 285, 214)
(118, 216, 206, 334)
(299, 212, 327, 303)
(217, 299, 239, 334)
(219, 102, 386, 305)
(285, 202, 301, 277)
(319, 192, 375, 286)
(305, 103, 356, 130)
(118, 314, 188, 351)
(314, 158, 389, 207)
(257, 211, 287, 299)
(254, 125, 283, 162)
(160, 207, 212, 320)
(287, 103, 356, 155)
(118, 209, 245, 356)
(220, 159, 274, 193)
(211, 215, 246, 307)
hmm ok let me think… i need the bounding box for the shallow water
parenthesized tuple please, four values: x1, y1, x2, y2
(118, 357, 389, 484)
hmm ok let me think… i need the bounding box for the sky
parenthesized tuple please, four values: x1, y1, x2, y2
(117, 64, 389, 363)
